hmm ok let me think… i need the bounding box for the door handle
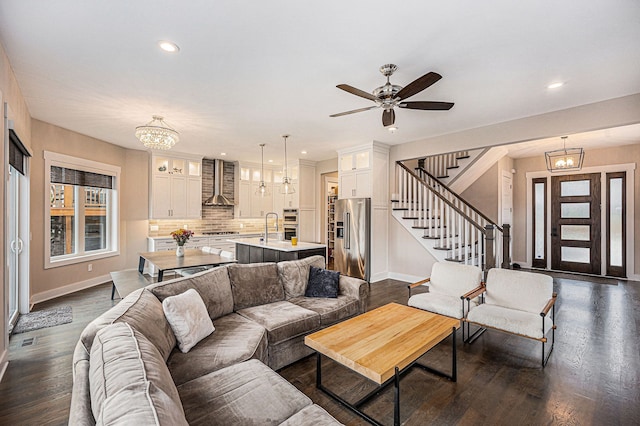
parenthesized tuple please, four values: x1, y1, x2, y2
(344, 212, 350, 250)
(10, 240, 17, 253)
(17, 238, 24, 254)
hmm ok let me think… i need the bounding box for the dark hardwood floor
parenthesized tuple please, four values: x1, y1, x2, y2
(0, 273, 639, 425)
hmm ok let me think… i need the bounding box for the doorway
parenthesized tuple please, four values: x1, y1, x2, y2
(550, 173, 601, 275)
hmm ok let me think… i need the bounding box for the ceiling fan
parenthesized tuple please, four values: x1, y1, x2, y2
(330, 64, 454, 127)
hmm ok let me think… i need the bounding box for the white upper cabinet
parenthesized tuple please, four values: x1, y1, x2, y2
(337, 143, 388, 204)
(149, 153, 202, 219)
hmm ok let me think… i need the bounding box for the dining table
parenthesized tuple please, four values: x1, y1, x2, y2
(138, 249, 237, 282)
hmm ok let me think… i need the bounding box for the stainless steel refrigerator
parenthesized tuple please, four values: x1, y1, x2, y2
(334, 198, 371, 281)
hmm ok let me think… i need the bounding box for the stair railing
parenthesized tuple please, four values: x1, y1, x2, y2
(395, 161, 510, 271)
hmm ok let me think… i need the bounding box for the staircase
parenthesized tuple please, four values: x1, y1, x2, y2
(392, 161, 510, 273)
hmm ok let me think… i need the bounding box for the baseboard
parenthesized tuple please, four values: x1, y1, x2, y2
(0, 349, 8, 383)
(30, 274, 111, 305)
(627, 274, 640, 282)
(369, 272, 388, 283)
(386, 272, 424, 284)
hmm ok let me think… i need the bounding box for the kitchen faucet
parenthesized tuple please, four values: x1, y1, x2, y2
(264, 212, 279, 244)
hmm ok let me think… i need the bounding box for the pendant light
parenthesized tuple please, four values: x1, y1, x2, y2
(135, 115, 179, 150)
(545, 136, 584, 172)
(281, 134, 295, 194)
(256, 143, 269, 197)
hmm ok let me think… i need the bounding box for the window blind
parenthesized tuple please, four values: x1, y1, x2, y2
(51, 166, 114, 189)
(9, 129, 31, 175)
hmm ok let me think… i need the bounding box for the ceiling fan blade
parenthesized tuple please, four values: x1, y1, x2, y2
(395, 72, 442, 101)
(336, 84, 378, 101)
(330, 105, 378, 117)
(398, 101, 454, 110)
(382, 109, 395, 127)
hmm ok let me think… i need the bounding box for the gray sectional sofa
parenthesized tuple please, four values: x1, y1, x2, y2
(70, 255, 369, 425)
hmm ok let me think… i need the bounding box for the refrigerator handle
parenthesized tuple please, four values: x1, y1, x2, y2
(344, 212, 350, 250)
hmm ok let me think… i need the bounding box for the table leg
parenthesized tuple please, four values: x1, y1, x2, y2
(158, 270, 164, 282)
(138, 256, 145, 274)
(316, 352, 322, 388)
(452, 326, 457, 382)
(394, 366, 400, 426)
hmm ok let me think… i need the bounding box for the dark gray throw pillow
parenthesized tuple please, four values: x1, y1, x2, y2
(305, 266, 340, 298)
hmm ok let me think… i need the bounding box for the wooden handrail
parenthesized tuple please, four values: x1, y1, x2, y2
(414, 165, 503, 233)
(540, 292, 558, 317)
(396, 162, 486, 233)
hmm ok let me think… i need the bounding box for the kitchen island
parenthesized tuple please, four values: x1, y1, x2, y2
(229, 238, 327, 264)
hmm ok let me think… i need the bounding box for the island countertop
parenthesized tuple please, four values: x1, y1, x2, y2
(228, 238, 326, 252)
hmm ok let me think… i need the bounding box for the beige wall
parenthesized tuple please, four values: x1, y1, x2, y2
(29, 120, 149, 300)
(461, 163, 499, 223)
(512, 143, 640, 276)
(0, 40, 32, 378)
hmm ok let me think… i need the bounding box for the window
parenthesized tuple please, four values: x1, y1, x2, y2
(45, 151, 120, 268)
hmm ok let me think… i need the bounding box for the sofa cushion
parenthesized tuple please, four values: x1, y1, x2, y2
(149, 265, 234, 320)
(485, 268, 553, 314)
(289, 295, 359, 326)
(162, 289, 215, 353)
(429, 262, 482, 298)
(80, 289, 176, 361)
(305, 266, 340, 298)
(89, 322, 184, 421)
(277, 255, 326, 299)
(237, 301, 320, 345)
(279, 404, 343, 425)
(408, 292, 477, 320)
(96, 382, 188, 426)
(228, 263, 284, 310)
(177, 359, 312, 426)
(466, 304, 554, 339)
(167, 312, 268, 386)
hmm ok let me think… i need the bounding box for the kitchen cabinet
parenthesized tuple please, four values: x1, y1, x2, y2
(235, 163, 300, 218)
(337, 143, 388, 204)
(150, 153, 202, 219)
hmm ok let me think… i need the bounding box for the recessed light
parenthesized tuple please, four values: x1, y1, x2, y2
(547, 82, 564, 89)
(268, 159, 273, 163)
(301, 151, 307, 155)
(220, 152, 226, 156)
(158, 41, 180, 53)
(387, 126, 398, 133)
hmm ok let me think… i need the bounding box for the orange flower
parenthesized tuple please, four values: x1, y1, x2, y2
(171, 228, 194, 246)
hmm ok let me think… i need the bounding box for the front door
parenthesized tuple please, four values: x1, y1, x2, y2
(550, 173, 601, 274)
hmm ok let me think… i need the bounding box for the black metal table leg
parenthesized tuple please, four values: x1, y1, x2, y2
(452, 326, 457, 382)
(138, 256, 145, 274)
(158, 269, 164, 282)
(394, 366, 400, 426)
(111, 283, 116, 300)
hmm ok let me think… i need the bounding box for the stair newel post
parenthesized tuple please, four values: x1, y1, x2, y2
(485, 224, 496, 270)
(501, 224, 511, 269)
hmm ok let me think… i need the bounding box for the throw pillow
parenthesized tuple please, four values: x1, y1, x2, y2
(305, 266, 340, 298)
(162, 289, 215, 353)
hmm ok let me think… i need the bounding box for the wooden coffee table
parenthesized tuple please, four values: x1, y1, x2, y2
(305, 302, 459, 426)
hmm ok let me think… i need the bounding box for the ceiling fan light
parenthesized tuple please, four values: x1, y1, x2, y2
(135, 115, 179, 150)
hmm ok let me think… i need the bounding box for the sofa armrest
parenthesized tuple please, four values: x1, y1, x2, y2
(69, 341, 95, 426)
(540, 292, 558, 317)
(339, 275, 369, 313)
(462, 283, 486, 300)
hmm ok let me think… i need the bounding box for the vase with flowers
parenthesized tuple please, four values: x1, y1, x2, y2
(171, 228, 194, 257)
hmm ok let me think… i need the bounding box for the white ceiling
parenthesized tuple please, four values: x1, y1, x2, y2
(0, 0, 639, 164)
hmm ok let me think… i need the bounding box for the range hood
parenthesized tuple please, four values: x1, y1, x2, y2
(204, 159, 234, 206)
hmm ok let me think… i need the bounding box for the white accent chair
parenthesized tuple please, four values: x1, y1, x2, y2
(408, 262, 483, 341)
(464, 268, 557, 367)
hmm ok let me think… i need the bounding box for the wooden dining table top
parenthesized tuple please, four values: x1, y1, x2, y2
(305, 302, 460, 384)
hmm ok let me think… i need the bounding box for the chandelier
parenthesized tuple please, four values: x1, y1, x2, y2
(256, 143, 269, 197)
(281, 134, 295, 194)
(545, 136, 584, 173)
(135, 115, 179, 150)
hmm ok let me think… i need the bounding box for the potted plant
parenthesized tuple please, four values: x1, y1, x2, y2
(171, 228, 194, 257)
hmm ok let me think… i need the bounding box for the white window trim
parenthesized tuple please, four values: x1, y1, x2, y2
(44, 151, 121, 269)
(525, 162, 635, 278)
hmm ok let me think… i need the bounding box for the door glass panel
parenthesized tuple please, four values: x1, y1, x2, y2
(561, 225, 590, 241)
(561, 202, 590, 218)
(340, 154, 353, 171)
(560, 180, 590, 196)
(609, 178, 623, 266)
(561, 247, 590, 263)
(534, 182, 545, 259)
(355, 151, 370, 169)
